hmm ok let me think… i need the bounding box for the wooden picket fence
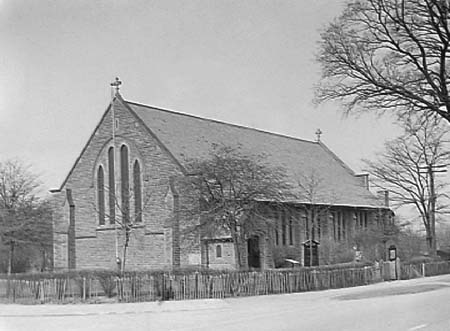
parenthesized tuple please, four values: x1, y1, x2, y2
(2, 261, 448, 304)
(400, 261, 450, 280)
(424, 261, 450, 276)
(400, 263, 424, 280)
(0, 266, 380, 304)
(0, 277, 105, 304)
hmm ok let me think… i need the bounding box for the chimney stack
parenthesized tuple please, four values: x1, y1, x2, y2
(355, 173, 369, 190)
(377, 190, 389, 207)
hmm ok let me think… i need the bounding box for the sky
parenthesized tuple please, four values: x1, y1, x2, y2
(0, 0, 399, 195)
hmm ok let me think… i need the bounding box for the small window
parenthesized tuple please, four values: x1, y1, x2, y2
(216, 245, 222, 258)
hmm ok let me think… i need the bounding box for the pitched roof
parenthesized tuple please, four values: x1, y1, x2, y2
(125, 99, 385, 209)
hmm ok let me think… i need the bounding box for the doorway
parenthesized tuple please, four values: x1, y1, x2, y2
(303, 240, 319, 267)
(247, 236, 261, 269)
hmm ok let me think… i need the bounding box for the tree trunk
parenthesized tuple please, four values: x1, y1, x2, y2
(41, 247, 47, 272)
(121, 244, 127, 275)
(424, 215, 436, 256)
(430, 218, 437, 257)
(7, 241, 15, 275)
(429, 166, 437, 257)
(121, 230, 130, 275)
(230, 224, 242, 270)
(309, 209, 313, 267)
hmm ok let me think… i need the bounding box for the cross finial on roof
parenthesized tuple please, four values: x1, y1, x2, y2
(315, 128, 323, 142)
(110, 77, 122, 96)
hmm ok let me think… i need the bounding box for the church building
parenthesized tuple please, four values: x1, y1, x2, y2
(51, 86, 392, 271)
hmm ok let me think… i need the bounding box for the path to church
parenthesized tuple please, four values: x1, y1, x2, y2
(1, 274, 450, 331)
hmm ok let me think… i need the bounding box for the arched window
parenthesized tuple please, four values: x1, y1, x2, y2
(108, 147, 115, 224)
(216, 245, 222, 258)
(121, 145, 130, 223)
(133, 160, 142, 223)
(97, 166, 105, 225)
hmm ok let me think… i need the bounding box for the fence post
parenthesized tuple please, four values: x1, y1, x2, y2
(83, 277, 86, 301)
(40, 280, 44, 303)
(422, 263, 425, 277)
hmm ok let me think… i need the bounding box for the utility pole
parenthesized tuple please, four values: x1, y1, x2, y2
(419, 163, 447, 255)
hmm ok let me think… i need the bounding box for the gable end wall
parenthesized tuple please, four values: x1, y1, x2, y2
(53, 100, 186, 270)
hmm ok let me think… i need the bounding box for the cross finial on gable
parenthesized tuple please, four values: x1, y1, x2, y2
(110, 77, 122, 96)
(315, 128, 322, 142)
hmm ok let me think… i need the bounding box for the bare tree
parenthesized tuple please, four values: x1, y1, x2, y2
(315, 0, 450, 122)
(0, 159, 52, 274)
(186, 144, 292, 270)
(93, 188, 152, 274)
(296, 171, 333, 266)
(364, 116, 450, 255)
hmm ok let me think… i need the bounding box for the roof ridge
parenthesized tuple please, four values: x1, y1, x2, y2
(124, 99, 318, 146)
(53, 97, 119, 192)
(317, 141, 356, 176)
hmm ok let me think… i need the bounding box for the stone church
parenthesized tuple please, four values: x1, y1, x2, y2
(51, 90, 392, 271)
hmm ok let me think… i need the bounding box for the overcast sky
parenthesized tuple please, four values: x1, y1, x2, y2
(0, 0, 399, 193)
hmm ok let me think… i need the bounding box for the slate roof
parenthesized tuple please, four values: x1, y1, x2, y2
(125, 99, 386, 209)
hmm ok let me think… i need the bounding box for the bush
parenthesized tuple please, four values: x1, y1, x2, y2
(272, 246, 302, 268)
(95, 271, 118, 298)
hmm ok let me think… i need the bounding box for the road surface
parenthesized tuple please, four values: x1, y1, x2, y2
(1, 274, 450, 331)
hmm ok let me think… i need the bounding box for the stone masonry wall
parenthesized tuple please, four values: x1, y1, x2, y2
(171, 176, 202, 267)
(207, 241, 235, 270)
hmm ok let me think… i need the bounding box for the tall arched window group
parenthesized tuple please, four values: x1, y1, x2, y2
(97, 144, 143, 225)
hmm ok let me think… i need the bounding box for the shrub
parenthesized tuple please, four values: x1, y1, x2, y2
(272, 246, 302, 268)
(94, 270, 118, 298)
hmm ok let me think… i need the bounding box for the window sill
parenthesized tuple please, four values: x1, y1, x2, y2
(96, 223, 145, 231)
(96, 225, 117, 231)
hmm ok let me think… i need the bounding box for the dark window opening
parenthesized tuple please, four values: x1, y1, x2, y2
(330, 212, 336, 241)
(289, 214, 294, 245)
(108, 147, 116, 224)
(342, 213, 346, 239)
(121, 145, 130, 223)
(304, 214, 309, 240)
(337, 212, 342, 241)
(97, 166, 105, 225)
(317, 216, 321, 240)
(216, 245, 222, 258)
(133, 160, 142, 223)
